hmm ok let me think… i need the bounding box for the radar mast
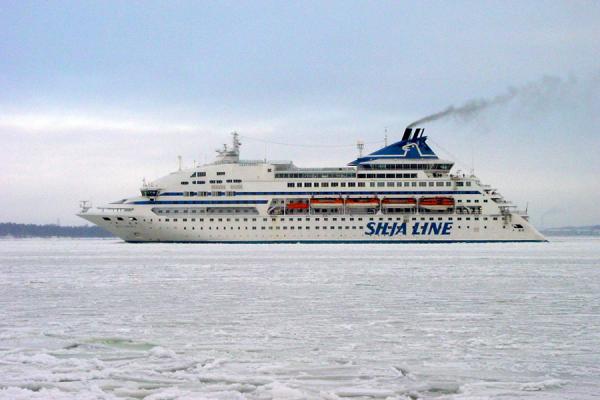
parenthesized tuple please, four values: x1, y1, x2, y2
(215, 132, 242, 163)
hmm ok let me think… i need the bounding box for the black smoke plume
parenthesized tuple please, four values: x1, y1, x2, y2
(407, 88, 520, 128)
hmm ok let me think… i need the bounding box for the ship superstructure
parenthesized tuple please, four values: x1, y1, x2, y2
(78, 129, 545, 243)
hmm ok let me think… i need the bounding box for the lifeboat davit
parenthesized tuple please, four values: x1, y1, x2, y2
(310, 198, 344, 208)
(345, 198, 380, 208)
(286, 201, 309, 210)
(381, 198, 417, 208)
(419, 197, 455, 210)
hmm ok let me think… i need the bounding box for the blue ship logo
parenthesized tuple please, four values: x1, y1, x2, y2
(365, 222, 453, 236)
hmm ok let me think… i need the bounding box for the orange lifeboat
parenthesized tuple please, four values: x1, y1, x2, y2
(310, 198, 344, 208)
(345, 198, 380, 208)
(286, 201, 309, 210)
(419, 197, 454, 210)
(381, 198, 417, 208)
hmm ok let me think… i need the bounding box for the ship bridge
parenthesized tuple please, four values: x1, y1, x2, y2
(348, 128, 439, 166)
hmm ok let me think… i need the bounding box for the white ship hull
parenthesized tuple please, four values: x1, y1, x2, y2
(78, 207, 544, 243)
(78, 130, 546, 243)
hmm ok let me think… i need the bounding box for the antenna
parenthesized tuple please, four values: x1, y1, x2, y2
(177, 155, 182, 171)
(356, 140, 365, 158)
(232, 131, 241, 152)
(470, 138, 475, 176)
(384, 128, 388, 147)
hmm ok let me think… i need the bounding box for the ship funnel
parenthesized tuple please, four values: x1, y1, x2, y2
(411, 128, 425, 139)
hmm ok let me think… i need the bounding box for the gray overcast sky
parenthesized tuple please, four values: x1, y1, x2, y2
(1, 1, 599, 227)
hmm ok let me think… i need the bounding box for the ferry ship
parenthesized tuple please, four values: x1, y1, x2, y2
(77, 129, 546, 243)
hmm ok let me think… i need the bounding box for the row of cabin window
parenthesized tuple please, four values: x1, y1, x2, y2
(155, 215, 498, 223)
(183, 182, 460, 192)
(173, 182, 480, 197)
(155, 204, 252, 213)
(358, 164, 452, 170)
(287, 182, 364, 188)
(357, 173, 419, 178)
(170, 225, 500, 231)
(176, 225, 498, 231)
(190, 171, 230, 177)
(183, 191, 237, 196)
(287, 181, 459, 188)
(275, 172, 356, 179)
(363, 181, 470, 188)
(276, 172, 420, 179)
(105, 215, 500, 224)
(184, 179, 472, 188)
(183, 179, 242, 185)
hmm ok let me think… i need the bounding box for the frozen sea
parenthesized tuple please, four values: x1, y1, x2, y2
(0, 238, 599, 400)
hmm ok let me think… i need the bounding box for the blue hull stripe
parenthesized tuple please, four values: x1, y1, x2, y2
(132, 200, 269, 205)
(156, 190, 480, 198)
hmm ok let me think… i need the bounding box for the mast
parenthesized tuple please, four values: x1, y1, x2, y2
(215, 132, 242, 163)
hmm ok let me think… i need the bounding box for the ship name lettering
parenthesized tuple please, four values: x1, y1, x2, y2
(366, 222, 452, 237)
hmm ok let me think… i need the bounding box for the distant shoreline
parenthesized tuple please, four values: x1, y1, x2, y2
(0, 223, 114, 238)
(541, 225, 600, 237)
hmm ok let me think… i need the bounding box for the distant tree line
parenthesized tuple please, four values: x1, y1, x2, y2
(0, 223, 114, 238)
(541, 225, 600, 236)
